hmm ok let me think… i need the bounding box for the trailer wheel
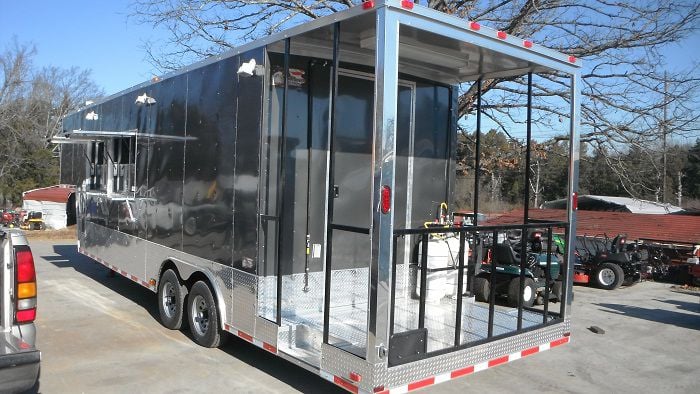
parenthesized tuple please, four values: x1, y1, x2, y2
(158, 269, 187, 330)
(187, 281, 223, 348)
(473, 277, 490, 302)
(594, 262, 624, 290)
(508, 277, 536, 307)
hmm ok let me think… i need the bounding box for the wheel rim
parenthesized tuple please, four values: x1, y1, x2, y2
(598, 268, 616, 286)
(161, 282, 177, 319)
(191, 294, 210, 336)
(523, 285, 533, 301)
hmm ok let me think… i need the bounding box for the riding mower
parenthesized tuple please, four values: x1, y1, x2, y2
(20, 211, 45, 231)
(473, 231, 563, 307)
(556, 234, 641, 290)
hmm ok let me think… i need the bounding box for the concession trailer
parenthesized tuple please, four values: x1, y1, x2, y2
(56, 1, 581, 392)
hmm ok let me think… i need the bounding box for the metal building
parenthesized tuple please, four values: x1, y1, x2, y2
(56, 1, 581, 392)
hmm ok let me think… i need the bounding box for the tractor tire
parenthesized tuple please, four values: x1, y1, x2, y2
(187, 281, 223, 348)
(594, 262, 624, 290)
(158, 269, 187, 330)
(473, 277, 490, 302)
(508, 277, 536, 307)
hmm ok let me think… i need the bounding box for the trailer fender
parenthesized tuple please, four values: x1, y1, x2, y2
(158, 257, 228, 329)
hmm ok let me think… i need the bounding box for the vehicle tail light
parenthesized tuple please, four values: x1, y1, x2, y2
(14, 245, 37, 324)
(401, 0, 414, 9)
(380, 185, 391, 214)
(362, 0, 375, 10)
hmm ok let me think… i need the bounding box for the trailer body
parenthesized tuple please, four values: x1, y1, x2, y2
(58, 1, 581, 392)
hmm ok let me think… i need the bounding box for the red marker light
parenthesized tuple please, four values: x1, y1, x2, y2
(524, 40, 533, 48)
(16, 308, 36, 324)
(381, 185, 391, 214)
(497, 31, 507, 39)
(349, 372, 362, 382)
(470, 21, 481, 30)
(401, 0, 414, 9)
(15, 248, 36, 283)
(362, 1, 375, 10)
(568, 55, 577, 63)
(572, 192, 578, 210)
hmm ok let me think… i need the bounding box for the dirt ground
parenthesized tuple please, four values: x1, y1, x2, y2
(22, 226, 77, 241)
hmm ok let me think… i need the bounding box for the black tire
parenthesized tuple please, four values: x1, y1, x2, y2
(158, 269, 187, 330)
(187, 281, 223, 348)
(593, 262, 624, 290)
(473, 277, 490, 302)
(508, 277, 536, 307)
(552, 280, 563, 302)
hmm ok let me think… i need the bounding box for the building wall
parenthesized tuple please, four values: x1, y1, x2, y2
(22, 200, 68, 229)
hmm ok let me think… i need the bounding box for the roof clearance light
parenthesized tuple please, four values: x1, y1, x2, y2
(497, 31, 507, 39)
(470, 21, 481, 30)
(524, 40, 533, 48)
(401, 0, 414, 9)
(381, 185, 391, 214)
(362, 1, 375, 9)
(568, 55, 577, 63)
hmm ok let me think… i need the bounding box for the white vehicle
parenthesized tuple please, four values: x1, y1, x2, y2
(56, 1, 581, 392)
(0, 228, 41, 393)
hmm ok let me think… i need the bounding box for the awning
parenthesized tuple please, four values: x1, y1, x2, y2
(52, 130, 196, 144)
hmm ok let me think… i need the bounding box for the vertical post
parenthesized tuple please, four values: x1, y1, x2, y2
(488, 230, 497, 338)
(517, 72, 534, 329)
(560, 227, 569, 317)
(275, 37, 291, 326)
(543, 227, 552, 323)
(367, 7, 400, 362)
(389, 234, 398, 336)
(418, 234, 428, 330)
(564, 73, 581, 318)
(454, 230, 466, 346)
(468, 79, 482, 298)
(322, 24, 340, 344)
(473, 78, 482, 226)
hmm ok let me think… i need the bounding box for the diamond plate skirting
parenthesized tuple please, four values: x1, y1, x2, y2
(321, 319, 570, 392)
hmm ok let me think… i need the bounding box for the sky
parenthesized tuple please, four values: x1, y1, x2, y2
(2, 1, 699, 107)
(0, 0, 160, 95)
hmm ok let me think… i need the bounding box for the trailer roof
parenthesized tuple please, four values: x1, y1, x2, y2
(71, 0, 581, 114)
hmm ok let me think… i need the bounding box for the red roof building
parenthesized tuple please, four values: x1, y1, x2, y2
(486, 209, 700, 245)
(22, 185, 76, 229)
(23, 185, 75, 203)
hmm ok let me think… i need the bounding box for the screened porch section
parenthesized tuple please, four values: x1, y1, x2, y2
(254, 1, 578, 368)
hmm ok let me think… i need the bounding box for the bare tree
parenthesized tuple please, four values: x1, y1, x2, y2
(0, 39, 103, 205)
(132, 0, 700, 199)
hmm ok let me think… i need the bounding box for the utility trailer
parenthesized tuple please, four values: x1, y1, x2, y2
(56, 1, 581, 392)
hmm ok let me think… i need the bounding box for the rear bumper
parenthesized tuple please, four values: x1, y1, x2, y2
(0, 349, 40, 393)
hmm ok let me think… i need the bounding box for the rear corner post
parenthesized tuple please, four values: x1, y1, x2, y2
(367, 5, 401, 364)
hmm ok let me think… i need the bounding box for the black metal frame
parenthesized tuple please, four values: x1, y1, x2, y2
(389, 220, 567, 366)
(322, 22, 341, 346)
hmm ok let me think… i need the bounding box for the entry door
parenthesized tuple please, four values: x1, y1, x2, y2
(324, 71, 414, 357)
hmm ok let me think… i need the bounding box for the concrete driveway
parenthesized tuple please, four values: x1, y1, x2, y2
(31, 240, 699, 393)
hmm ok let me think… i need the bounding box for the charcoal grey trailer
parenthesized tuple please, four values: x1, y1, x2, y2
(57, 0, 581, 392)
